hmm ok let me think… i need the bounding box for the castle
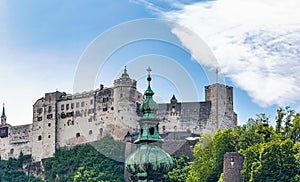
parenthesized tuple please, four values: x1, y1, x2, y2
(0, 67, 237, 162)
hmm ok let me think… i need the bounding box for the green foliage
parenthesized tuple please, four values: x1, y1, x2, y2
(0, 154, 43, 181)
(187, 107, 300, 182)
(187, 134, 215, 182)
(167, 155, 191, 182)
(91, 135, 125, 162)
(44, 141, 124, 182)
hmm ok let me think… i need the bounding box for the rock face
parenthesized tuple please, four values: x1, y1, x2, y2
(0, 67, 237, 162)
(223, 152, 244, 182)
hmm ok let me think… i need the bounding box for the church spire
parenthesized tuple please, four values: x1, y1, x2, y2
(1, 103, 7, 125)
(125, 67, 173, 181)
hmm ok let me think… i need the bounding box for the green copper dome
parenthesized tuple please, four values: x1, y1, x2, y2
(125, 144, 173, 180)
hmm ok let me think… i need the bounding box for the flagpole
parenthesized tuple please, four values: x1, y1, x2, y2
(216, 68, 218, 83)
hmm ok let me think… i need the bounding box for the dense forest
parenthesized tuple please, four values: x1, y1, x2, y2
(0, 107, 299, 181)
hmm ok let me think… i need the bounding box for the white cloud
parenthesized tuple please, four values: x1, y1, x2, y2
(156, 0, 300, 107)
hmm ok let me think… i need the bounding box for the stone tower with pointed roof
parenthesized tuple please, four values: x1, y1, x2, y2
(111, 66, 141, 138)
(1, 104, 7, 125)
(125, 67, 173, 182)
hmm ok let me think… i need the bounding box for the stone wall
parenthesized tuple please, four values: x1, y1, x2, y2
(223, 152, 244, 182)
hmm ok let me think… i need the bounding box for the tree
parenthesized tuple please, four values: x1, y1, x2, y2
(167, 155, 191, 182)
(187, 134, 215, 182)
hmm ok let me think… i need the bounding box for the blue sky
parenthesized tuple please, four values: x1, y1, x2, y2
(0, 0, 299, 126)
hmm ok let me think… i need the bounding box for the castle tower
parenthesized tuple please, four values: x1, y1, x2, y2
(1, 104, 7, 125)
(125, 67, 173, 181)
(205, 83, 237, 131)
(31, 91, 65, 161)
(112, 66, 138, 133)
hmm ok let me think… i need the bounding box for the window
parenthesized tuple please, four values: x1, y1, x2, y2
(37, 117, 43, 121)
(66, 112, 74, 117)
(48, 135, 51, 139)
(149, 127, 155, 135)
(76, 133, 80, 138)
(111, 107, 114, 110)
(76, 102, 79, 108)
(37, 108, 43, 115)
(48, 106, 52, 113)
(75, 110, 81, 117)
(61, 112, 66, 119)
(61, 104, 64, 111)
(66, 104, 69, 110)
(48, 123, 51, 127)
(102, 97, 109, 102)
(81, 102, 85, 107)
(10, 148, 14, 154)
(103, 107, 108, 112)
(89, 130, 92, 135)
(47, 114, 53, 119)
(90, 99, 93, 105)
(99, 128, 103, 136)
(71, 103, 74, 109)
(38, 135, 42, 141)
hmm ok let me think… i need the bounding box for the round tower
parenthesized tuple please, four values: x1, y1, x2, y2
(113, 66, 137, 106)
(112, 66, 138, 137)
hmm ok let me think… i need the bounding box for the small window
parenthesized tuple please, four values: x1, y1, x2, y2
(48, 123, 51, 127)
(66, 104, 69, 110)
(111, 107, 114, 110)
(89, 130, 92, 135)
(75, 110, 81, 117)
(37, 117, 43, 121)
(71, 103, 74, 109)
(10, 148, 14, 154)
(90, 99, 93, 105)
(81, 102, 85, 107)
(48, 135, 51, 139)
(48, 106, 52, 113)
(99, 128, 103, 136)
(61, 112, 66, 119)
(76, 133, 80, 138)
(149, 127, 155, 135)
(37, 108, 43, 114)
(38, 135, 42, 141)
(76, 102, 80, 108)
(47, 114, 53, 119)
(61, 104, 64, 111)
(103, 107, 108, 112)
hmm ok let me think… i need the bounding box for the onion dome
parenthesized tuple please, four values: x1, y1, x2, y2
(139, 67, 159, 119)
(125, 144, 174, 180)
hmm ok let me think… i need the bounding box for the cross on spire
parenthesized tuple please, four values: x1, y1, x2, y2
(147, 66, 152, 87)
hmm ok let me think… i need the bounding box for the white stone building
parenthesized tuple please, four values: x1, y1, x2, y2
(0, 67, 237, 161)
